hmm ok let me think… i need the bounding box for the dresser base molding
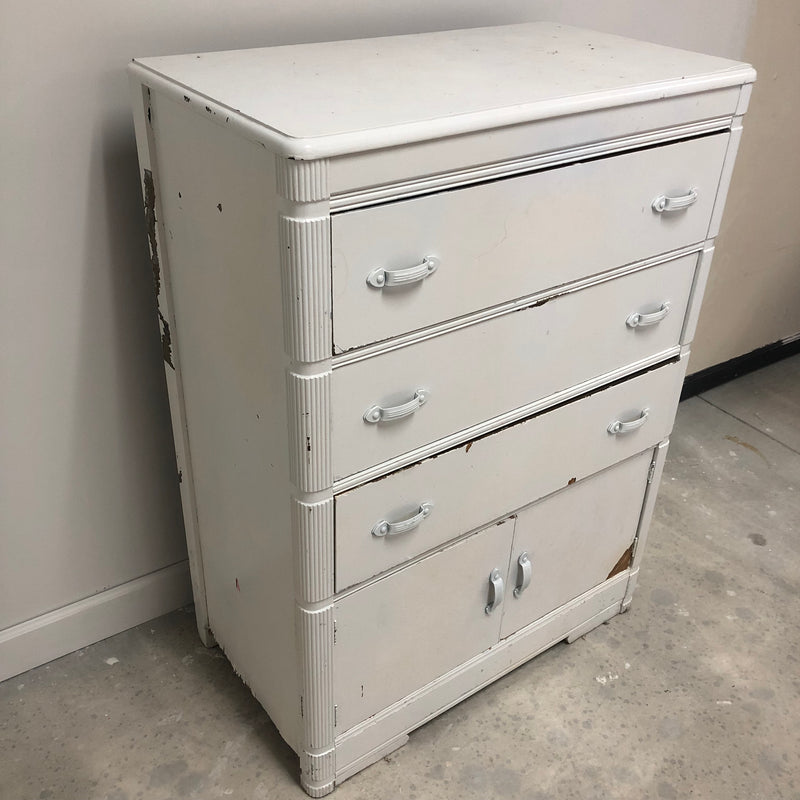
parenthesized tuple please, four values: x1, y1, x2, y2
(333, 571, 629, 786)
(334, 734, 410, 786)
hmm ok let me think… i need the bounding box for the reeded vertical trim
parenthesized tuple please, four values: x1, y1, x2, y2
(298, 604, 335, 749)
(277, 158, 329, 203)
(287, 371, 332, 492)
(280, 216, 332, 363)
(292, 498, 334, 603)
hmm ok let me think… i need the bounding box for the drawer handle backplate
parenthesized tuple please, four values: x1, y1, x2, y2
(372, 503, 433, 538)
(366, 256, 439, 289)
(364, 389, 429, 424)
(485, 568, 504, 615)
(652, 188, 698, 213)
(608, 409, 649, 435)
(626, 302, 671, 328)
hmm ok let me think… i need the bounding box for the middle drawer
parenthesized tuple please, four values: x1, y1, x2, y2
(331, 252, 696, 482)
(334, 355, 687, 592)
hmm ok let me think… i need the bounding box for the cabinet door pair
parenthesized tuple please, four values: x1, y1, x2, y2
(334, 449, 652, 732)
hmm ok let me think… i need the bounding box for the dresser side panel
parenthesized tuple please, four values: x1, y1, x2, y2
(129, 78, 214, 646)
(148, 90, 299, 749)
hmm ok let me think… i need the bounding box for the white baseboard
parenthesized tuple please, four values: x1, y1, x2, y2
(0, 561, 193, 683)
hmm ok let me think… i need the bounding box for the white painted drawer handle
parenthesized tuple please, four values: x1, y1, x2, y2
(366, 256, 439, 289)
(372, 503, 433, 538)
(485, 568, 504, 615)
(364, 389, 429, 424)
(626, 302, 671, 328)
(607, 409, 649, 435)
(652, 188, 698, 213)
(513, 552, 532, 598)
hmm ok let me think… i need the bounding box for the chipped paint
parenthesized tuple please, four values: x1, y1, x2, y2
(568, 476, 577, 485)
(158, 309, 175, 370)
(143, 169, 161, 297)
(607, 543, 634, 579)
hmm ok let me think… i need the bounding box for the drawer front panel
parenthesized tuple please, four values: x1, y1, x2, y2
(334, 517, 516, 733)
(500, 450, 652, 639)
(332, 253, 696, 481)
(331, 133, 728, 350)
(334, 357, 686, 591)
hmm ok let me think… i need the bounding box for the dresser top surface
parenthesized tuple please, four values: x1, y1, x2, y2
(132, 22, 754, 157)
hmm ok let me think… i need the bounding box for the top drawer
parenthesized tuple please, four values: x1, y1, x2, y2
(331, 133, 728, 351)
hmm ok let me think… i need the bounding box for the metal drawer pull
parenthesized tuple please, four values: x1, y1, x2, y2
(485, 568, 504, 615)
(366, 256, 439, 289)
(372, 503, 433, 538)
(513, 552, 532, 598)
(626, 302, 671, 329)
(652, 188, 698, 213)
(364, 389, 429, 424)
(607, 409, 649, 435)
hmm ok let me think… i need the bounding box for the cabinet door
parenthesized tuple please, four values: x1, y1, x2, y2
(500, 451, 652, 640)
(334, 517, 515, 733)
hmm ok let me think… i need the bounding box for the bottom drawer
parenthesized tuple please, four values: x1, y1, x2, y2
(333, 449, 655, 732)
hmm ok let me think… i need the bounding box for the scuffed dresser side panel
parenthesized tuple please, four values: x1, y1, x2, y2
(147, 90, 299, 749)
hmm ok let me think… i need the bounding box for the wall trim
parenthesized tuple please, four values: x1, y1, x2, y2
(0, 561, 193, 682)
(682, 332, 800, 399)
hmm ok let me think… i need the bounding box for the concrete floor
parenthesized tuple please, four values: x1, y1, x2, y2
(3, 355, 800, 800)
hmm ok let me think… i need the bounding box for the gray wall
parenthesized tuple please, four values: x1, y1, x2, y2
(0, 1, 762, 665)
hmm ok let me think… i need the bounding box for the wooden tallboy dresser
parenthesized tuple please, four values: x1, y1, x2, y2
(129, 23, 755, 796)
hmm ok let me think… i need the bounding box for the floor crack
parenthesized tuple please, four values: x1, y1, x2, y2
(697, 395, 800, 458)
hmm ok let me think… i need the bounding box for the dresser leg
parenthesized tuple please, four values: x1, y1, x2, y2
(197, 623, 216, 648)
(300, 748, 336, 798)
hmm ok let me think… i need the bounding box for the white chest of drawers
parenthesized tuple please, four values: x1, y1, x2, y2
(129, 23, 754, 796)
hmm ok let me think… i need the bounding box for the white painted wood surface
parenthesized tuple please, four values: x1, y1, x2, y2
(129, 78, 215, 647)
(128, 23, 753, 796)
(334, 571, 631, 779)
(328, 99, 739, 200)
(334, 358, 686, 591)
(334, 518, 516, 732)
(131, 23, 754, 157)
(146, 91, 301, 750)
(332, 253, 697, 479)
(332, 134, 727, 350)
(500, 451, 651, 638)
